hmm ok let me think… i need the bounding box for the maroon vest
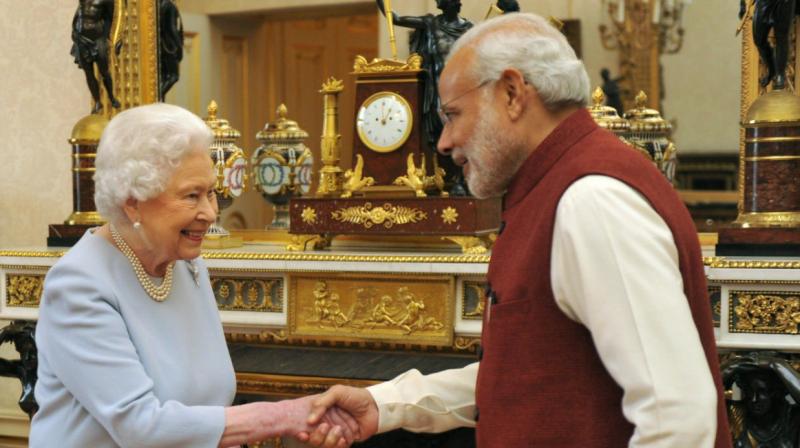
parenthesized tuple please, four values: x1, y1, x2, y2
(475, 109, 731, 447)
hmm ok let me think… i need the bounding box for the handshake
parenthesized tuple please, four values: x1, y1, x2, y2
(221, 385, 376, 448)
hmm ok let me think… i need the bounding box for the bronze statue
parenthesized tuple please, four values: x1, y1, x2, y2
(71, 0, 123, 114)
(496, 0, 521, 13)
(739, 0, 800, 89)
(0, 321, 38, 418)
(376, 0, 473, 195)
(601, 68, 625, 116)
(722, 352, 800, 447)
(158, 0, 184, 102)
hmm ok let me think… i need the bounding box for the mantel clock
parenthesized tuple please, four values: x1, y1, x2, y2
(351, 54, 432, 187)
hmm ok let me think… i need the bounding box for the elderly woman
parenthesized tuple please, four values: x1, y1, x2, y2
(29, 104, 353, 447)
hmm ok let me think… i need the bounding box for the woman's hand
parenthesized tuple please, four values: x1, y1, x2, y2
(218, 396, 358, 448)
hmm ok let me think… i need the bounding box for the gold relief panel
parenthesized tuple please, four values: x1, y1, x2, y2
(288, 273, 454, 347)
(730, 290, 800, 335)
(211, 277, 283, 312)
(462, 281, 487, 320)
(6, 274, 45, 308)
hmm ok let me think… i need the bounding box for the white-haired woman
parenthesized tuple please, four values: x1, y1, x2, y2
(30, 104, 354, 448)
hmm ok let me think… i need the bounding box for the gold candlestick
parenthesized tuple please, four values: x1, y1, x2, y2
(316, 78, 345, 196)
(386, 0, 398, 60)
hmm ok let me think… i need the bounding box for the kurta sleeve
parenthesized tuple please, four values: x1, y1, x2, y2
(550, 175, 717, 448)
(367, 362, 478, 434)
(36, 263, 226, 448)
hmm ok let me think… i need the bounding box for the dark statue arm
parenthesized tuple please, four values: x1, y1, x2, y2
(375, 0, 426, 29)
(769, 359, 800, 403)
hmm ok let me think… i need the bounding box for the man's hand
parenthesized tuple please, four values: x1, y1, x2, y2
(281, 395, 359, 447)
(300, 385, 380, 447)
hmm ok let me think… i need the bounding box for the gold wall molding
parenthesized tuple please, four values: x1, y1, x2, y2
(704, 257, 800, 269)
(730, 290, 800, 335)
(202, 252, 490, 264)
(0, 251, 65, 258)
(5, 274, 44, 308)
(0, 250, 489, 263)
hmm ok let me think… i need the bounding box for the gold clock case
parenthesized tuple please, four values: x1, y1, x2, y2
(356, 91, 414, 154)
(351, 56, 429, 186)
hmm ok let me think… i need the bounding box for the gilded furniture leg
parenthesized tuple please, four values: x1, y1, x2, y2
(0, 321, 38, 418)
(442, 236, 489, 254)
(285, 234, 332, 252)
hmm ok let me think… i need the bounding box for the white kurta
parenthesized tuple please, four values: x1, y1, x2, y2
(30, 230, 236, 448)
(368, 175, 717, 447)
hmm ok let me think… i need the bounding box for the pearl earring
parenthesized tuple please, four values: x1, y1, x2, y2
(133, 221, 142, 230)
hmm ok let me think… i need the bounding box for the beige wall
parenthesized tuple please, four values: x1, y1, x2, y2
(0, 1, 88, 249)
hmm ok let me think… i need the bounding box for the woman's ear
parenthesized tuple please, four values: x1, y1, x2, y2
(122, 198, 140, 223)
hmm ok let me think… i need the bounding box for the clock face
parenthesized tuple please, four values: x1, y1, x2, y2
(356, 91, 413, 153)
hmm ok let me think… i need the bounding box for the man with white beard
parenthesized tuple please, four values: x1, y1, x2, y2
(300, 12, 731, 448)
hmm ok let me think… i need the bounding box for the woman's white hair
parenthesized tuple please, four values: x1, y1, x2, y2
(94, 103, 213, 224)
(449, 13, 590, 110)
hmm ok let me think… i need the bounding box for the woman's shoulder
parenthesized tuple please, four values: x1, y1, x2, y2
(43, 231, 120, 305)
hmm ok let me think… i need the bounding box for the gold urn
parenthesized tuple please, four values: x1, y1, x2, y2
(252, 104, 313, 229)
(624, 91, 677, 183)
(203, 100, 248, 243)
(588, 86, 630, 139)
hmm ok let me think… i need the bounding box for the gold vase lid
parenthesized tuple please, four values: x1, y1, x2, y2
(744, 89, 800, 126)
(624, 91, 672, 134)
(204, 100, 241, 142)
(70, 114, 110, 143)
(256, 104, 309, 143)
(587, 87, 630, 133)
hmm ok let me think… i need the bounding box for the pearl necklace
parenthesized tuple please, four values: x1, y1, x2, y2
(110, 224, 174, 302)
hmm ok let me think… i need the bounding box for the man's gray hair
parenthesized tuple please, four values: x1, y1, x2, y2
(94, 103, 213, 223)
(449, 13, 590, 110)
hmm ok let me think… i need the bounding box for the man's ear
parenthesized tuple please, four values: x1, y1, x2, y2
(122, 198, 140, 223)
(499, 68, 530, 121)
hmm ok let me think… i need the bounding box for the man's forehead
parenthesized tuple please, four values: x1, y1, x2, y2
(440, 49, 475, 92)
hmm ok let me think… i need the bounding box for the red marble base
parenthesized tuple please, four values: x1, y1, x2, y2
(716, 226, 800, 256)
(47, 224, 94, 247)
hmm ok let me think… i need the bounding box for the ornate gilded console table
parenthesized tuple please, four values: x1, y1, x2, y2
(3, 245, 800, 446)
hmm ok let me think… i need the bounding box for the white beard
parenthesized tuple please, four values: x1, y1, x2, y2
(460, 108, 528, 199)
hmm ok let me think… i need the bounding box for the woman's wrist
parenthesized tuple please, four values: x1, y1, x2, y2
(219, 402, 280, 448)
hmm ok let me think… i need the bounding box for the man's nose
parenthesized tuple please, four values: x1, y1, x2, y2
(437, 127, 453, 155)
